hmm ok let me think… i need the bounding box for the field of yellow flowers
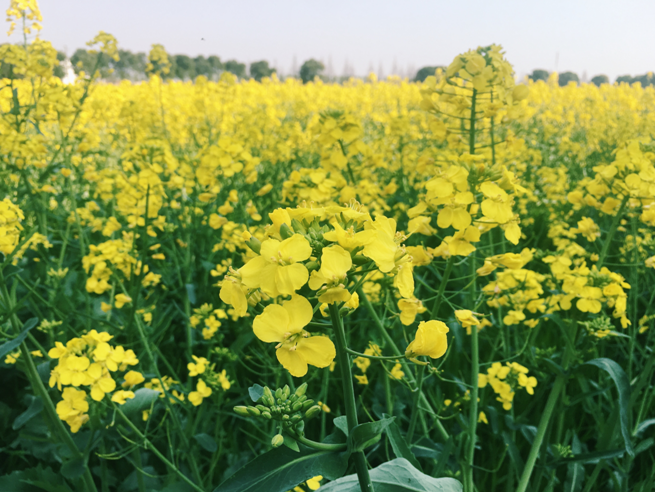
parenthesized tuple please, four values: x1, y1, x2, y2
(2, 3, 655, 492)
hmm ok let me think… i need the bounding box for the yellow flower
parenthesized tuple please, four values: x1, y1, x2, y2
(189, 380, 212, 406)
(389, 363, 405, 380)
(455, 309, 481, 335)
(56, 388, 89, 433)
(114, 293, 132, 309)
(405, 320, 449, 359)
(111, 390, 136, 405)
(308, 245, 352, 304)
(123, 370, 145, 388)
(253, 295, 336, 377)
(188, 356, 209, 377)
(239, 234, 312, 297)
(355, 374, 369, 385)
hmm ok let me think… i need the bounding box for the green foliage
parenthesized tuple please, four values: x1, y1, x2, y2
(558, 71, 580, 86)
(414, 66, 444, 82)
(299, 59, 325, 83)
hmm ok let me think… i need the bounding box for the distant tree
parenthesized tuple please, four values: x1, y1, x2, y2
(173, 54, 194, 80)
(529, 69, 549, 82)
(113, 50, 147, 80)
(591, 75, 609, 86)
(414, 66, 444, 82)
(53, 50, 66, 78)
(71, 48, 112, 78)
(192, 55, 210, 78)
(615, 75, 633, 85)
(631, 73, 655, 87)
(299, 59, 324, 83)
(558, 71, 579, 86)
(224, 59, 246, 79)
(250, 60, 275, 81)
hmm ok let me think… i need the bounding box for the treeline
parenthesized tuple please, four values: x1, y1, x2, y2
(3, 43, 655, 87)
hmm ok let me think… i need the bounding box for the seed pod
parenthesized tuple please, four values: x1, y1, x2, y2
(302, 399, 315, 411)
(246, 406, 261, 417)
(305, 405, 321, 419)
(271, 434, 284, 448)
(233, 406, 250, 417)
(295, 383, 308, 398)
(279, 224, 294, 239)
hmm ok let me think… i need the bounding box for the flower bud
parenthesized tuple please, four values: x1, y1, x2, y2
(295, 383, 308, 398)
(292, 401, 303, 412)
(256, 405, 268, 413)
(271, 434, 285, 447)
(305, 405, 321, 419)
(261, 411, 272, 419)
(291, 219, 306, 234)
(305, 260, 319, 272)
(246, 406, 261, 417)
(302, 399, 315, 411)
(246, 236, 261, 255)
(282, 385, 290, 400)
(262, 387, 274, 406)
(275, 388, 284, 400)
(279, 224, 294, 240)
(352, 255, 369, 265)
(234, 406, 250, 417)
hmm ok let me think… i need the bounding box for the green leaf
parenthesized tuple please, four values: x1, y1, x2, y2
(13, 396, 43, 430)
(0, 465, 74, 492)
(185, 283, 197, 304)
(558, 448, 625, 464)
(0, 317, 38, 359)
(333, 416, 349, 437)
(348, 417, 395, 453)
(384, 419, 422, 471)
(319, 458, 462, 491)
(248, 384, 264, 403)
(121, 388, 160, 418)
(584, 358, 634, 456)
(60, 457, 85, 480)
(213, 445, 348, 492)
(283, 434, 300, 452)
(564, 434, 584, 492)
(194, 433, 218, 453)
(635, 418, 655, 437)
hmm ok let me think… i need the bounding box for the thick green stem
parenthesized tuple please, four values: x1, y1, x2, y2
(515, 324, 578, 492)
(291, 431, 347, 452)
(463, 88, 478, 492)
(329, 304, 374, 491)
(430, 257, 454, 317)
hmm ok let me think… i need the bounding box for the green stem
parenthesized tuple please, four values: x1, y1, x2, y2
(329, 303, 374, 491)
(406, 365, 425, 443)
(115, 406, 205, 492)
(132, 448, 147, 492)
(430, 257, 454, 317)
(290, 431, 347, 452)
(358, 287, 449, 441)
(1, 270, 97, 492)
(515, 324, 578, 492)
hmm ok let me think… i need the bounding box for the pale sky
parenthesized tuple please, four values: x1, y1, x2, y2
(8, 0, 655, 81)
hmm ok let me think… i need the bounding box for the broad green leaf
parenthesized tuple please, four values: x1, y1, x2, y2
(121, 388, 160, 418)
(0, 465, 74, 492)
(60, 457, 85, 480)
(319, 458, 462, 492)
(0, 317, 38, 359)
(194, 433, 218, 453)
(248, 384, 264, 403)
(348, 417, 395, 452)
(584, 358, 634, 456)
(13, 396, 43, 430)
(333, 416, 349, 437)
(283, 434, 300, 452)
(213, 445, 348, 492)
(384, 419, 422, 471)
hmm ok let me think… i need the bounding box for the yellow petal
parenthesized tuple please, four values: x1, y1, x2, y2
(275, 263, 309, 296)
(278, 234, 312, 262)
(276, 346, 308, 377)
(319, 245, 352, 280)
(239, 256, 269, 289)
(297, 336, 336, 369)
(283, 295, 313, 333)
(253, 304, 290, 343)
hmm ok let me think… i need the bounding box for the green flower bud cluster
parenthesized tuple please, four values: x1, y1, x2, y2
(233, 383, 321, 433)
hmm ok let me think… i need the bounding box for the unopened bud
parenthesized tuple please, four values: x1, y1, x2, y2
(352, 255, 369, 265)
(261, 411, 272, 419)
(246, 236, 261, 255)
(292, 401, 303, 412)
(275, 388, 284, 400)
(271, 434, 285, 447)
(256, 405, 268, 413)
(279, 224, 294, 240)
(282, 385, 290, 400)
(295, 383, 308, 398)
(291, 219, 306, 234)
(246, 406, 261, 417)
(305, 261, 319, 272)
(302, 399, 315, 411)
(262, 387, 274, 406)
(291, 414, 302, 424)
(234, 406, 250, 417)
(305, 405, 321, 419)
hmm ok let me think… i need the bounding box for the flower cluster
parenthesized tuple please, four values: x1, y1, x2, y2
(48, 330, 142, 432)
(478, 362, 537, 411)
